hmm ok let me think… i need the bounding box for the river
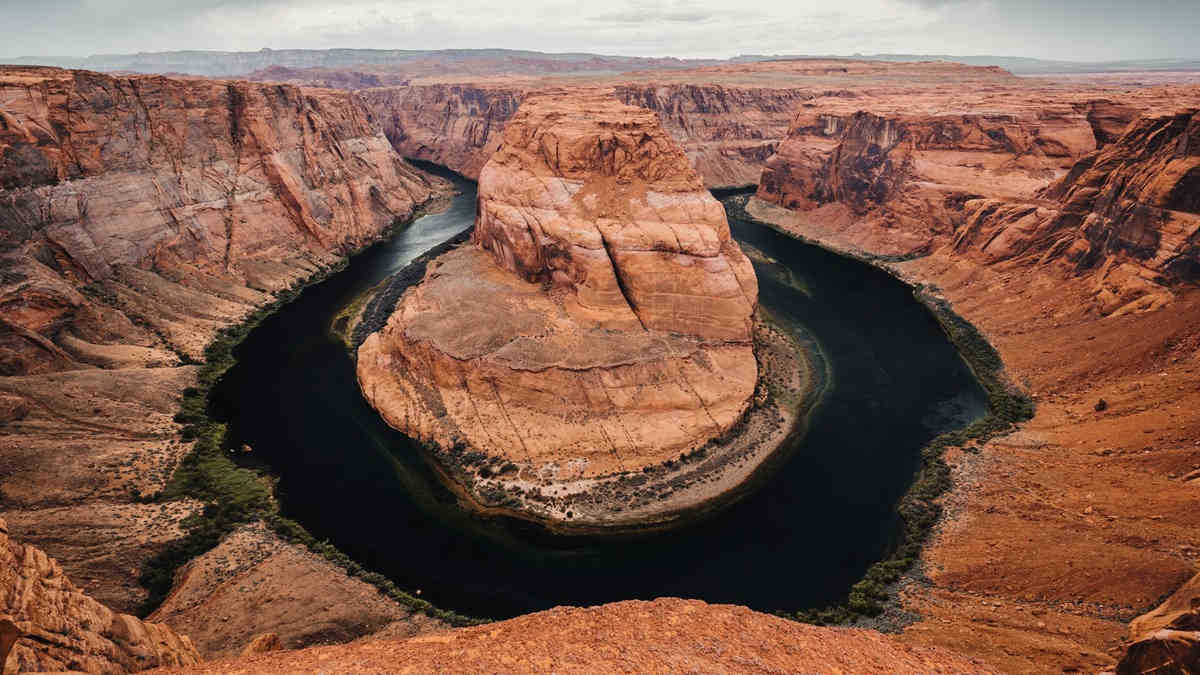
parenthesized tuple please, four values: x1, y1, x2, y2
(209, 164, 988, 620)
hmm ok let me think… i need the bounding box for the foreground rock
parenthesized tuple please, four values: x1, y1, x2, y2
(0, 517, 199, 673)
(356, 90, 800, 528)
(148, 598, 995, 674)
(148, 523, 445, 659)
(1117, 571, 1200, 674)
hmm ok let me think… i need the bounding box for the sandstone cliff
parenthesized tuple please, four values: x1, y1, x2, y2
(757, 99, 1200, 315)
(146, 598, 996, 674)
(360, 84, 523, 181)
(0, 66, 444, 374)
(357, 89, 772, 525)
(0, 517, 200, 673)
(0, 65, 448, 624)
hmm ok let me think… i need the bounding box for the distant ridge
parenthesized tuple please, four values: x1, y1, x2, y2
(733, 53, 1200, 74)
(6, 47, 1199, 77)
(2, 48, 721, 77)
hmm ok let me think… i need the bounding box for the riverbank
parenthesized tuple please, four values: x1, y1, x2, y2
(724, 194, 1035, 626)
(738, 195, 1200, 674)
(140, 183, 483, 632)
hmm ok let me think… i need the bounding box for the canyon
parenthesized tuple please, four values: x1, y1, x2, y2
(0, 53, 1198, 673)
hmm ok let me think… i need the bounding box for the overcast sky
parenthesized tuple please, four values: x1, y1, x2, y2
(3, 0, 1198, 62)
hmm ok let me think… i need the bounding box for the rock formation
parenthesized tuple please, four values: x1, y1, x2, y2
(357, 89, 767, 524)
(757, 99, 1200, 315)
(360, 84, 524, 180)
(0, 517, 200, 673)
(1116, 571, 1200, 674)
(146, 598, 996, 674)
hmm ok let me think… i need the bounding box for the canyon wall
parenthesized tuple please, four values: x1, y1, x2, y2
(357, 90, 761, 521)
(748, 93, 1200, 672)
(0, 66, 444, 374)
(0, 65, 449, 633)
(360, 84, 523, 180)
(0, 517, 200, 673)
(360, 82, 813, 189)
(756, 102, 1200, 314)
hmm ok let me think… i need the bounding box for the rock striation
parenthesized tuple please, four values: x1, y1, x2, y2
(357, 89, 767, 524)
(361, 81, 818, 189)
(0, 517, 200, 673)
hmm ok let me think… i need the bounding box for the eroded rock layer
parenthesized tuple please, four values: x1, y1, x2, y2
(0, 517, 200, 673)
(357, 90, 761, 509)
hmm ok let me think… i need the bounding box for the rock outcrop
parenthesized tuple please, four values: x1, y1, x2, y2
(357, 89, 769, 525)
(1116, 571, 1200, 674)
(147, 598, 996, 674)
(0, 517, 200, 673)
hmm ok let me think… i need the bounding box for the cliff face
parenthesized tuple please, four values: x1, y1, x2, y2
(357, 90, 762, 523)
(0, 66, 443, 374)
(0, 65, 448, 622)
(756, 101, 1200, 315)
(0, 517, 200, 673)
(757, 105, 1102, 245)
(951, 108, 1200, 314)
(361, 82, 813, 189)
(360, 84, 524, 180)
(612, 84, 815, 188)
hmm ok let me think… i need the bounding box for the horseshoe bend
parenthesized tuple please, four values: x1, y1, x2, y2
(354, 90, 809, 528)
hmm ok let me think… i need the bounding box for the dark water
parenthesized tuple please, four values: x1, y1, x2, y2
(210, 168, 988, 620)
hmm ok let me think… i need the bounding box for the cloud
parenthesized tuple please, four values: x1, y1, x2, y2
(1, 0, 1197, 62)
(591, 9, 714, 24)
